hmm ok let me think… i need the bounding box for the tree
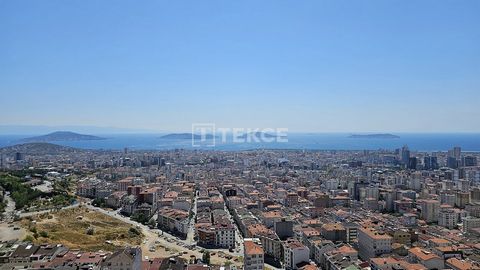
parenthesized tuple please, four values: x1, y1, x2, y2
(148, 218, 156, 228)
(131, 212, 149, 224)
(92, 198, 106, 207)
(202, 251, 211, 265)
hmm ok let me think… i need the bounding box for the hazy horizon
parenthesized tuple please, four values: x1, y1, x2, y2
(2, 124, 480, 136)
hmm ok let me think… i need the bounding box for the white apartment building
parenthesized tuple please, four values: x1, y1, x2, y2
(244, 238, 264, 270)
(438, 206, 457, 229)
(463, 216, 480, 233)
(215, 223, 236, 249)
(283, 238, 310, 270)
(357, 227, 392, 260)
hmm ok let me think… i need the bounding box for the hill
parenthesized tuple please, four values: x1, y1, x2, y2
(19, 131, 105, 143)
(0, 142, 83, 155)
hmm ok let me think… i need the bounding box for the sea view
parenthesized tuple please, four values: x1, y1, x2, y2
(1, 133, 480, 151)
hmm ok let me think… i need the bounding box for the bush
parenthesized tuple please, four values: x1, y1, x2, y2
(23, 235, 34, 242)
(39, 231, 49, 238)
(128, 227, 141, 236)
(86, 227, 95, 235)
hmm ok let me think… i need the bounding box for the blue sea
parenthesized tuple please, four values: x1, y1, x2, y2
(0, 133, 480, 152)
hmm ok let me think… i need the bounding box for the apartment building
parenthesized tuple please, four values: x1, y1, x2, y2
(283, 238, 310, 270)
(244, 238, 264, 270)
(157, 207, 189, 237)
(357, 227, 392, 260)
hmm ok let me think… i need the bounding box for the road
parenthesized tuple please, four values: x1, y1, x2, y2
(0, 193, 26, 242)
(185, 195, 197, 244)
(83, 203, 243, 267)
(18, 202, 80, 218)
(1, 193, 16, 222)
(219, 193, 244, 256)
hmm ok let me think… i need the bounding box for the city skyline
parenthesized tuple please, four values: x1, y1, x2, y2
(1, 0, 480, 133)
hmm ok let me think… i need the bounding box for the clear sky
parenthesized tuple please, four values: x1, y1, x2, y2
(1, 0, 479, 133)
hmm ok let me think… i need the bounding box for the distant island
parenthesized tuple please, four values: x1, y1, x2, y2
(0, 142, 83, 155)
(160, 133, 216, 140)
(348, 133, 400, 139)
(19, 131, 106, 143)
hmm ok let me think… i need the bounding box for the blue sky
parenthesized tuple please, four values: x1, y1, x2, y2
(1, 0, 479, 132)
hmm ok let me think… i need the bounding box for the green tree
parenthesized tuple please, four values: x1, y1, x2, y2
(148, 218, 156, 228)
(131, 212, 149, 224)
(202, 251, 211, 265)
(0, 174, 43, 209)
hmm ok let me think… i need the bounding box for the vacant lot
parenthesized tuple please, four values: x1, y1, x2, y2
(21, 206, 143, 251)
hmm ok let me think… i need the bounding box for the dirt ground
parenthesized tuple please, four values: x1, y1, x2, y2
(141, 233, 243, 267)
(20, 206, 143, 251)
(0, 222, 26, 242)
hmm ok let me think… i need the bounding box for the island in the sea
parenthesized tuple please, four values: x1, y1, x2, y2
(19, 131, 106, 143)
(348, 133, 400, 139)
(160, 133, 216, 140)
(238, 132, 282, 139)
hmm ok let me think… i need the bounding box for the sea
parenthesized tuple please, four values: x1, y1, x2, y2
(1, 133, 480, 152)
